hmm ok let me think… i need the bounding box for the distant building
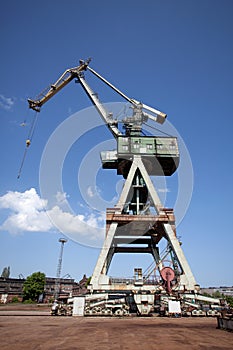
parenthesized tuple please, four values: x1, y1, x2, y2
(43, 277, 79, 302)
(0, 275, 88, 303)
(72, 274, 89, 296)
(200, 286, 233, 297)
(0, 277, 24, 303)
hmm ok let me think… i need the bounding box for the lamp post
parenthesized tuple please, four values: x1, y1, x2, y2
(54, 238, 67, 300)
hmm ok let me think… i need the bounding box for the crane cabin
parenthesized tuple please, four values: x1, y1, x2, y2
(101, 136, 179, 177)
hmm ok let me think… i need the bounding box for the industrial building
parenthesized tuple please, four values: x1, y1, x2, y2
(0, 275, 88, 303)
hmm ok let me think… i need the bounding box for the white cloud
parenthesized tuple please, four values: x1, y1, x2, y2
(55, 191, 69, 204)
(0, 188, 47, 212)
(0, 188, 105, 242)
(0, 188, 52, 234)
(0, 94, 15, 110)
(48, 206, 104, 240)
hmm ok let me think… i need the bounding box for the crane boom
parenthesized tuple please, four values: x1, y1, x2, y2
(77, 75, 122, 138)
(19, 59, 171, 179)
(87, 66, 167, 124)
(87, 66, 136, 106)
(28, 59, 91, 112)
(27, 58, 167, 137)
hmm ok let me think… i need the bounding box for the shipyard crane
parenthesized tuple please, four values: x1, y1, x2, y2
(25, 58, 198, 316)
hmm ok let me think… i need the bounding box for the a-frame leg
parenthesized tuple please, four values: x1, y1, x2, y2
(89, 155, 197, 292)
(90, 157, 141, 289)
(163, 223, 197, 290)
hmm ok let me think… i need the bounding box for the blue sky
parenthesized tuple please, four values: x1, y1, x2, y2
(0, 0, 233, 287)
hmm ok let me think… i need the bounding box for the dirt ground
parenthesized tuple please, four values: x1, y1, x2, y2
(0, 306, 233, 350)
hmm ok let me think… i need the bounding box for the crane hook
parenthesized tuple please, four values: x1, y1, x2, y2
(26, 139, 31, 147)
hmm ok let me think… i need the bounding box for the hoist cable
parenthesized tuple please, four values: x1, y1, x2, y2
(27, 110, 39, 142)
(17, 110, 39, 179)
(144, 122, 174, 137)
(17, 148, 28, 179)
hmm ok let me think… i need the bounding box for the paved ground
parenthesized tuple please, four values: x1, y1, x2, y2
(0, 309, 233, 350)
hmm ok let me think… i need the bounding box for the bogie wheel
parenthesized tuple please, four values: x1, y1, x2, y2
(115, 308, 124, 316)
